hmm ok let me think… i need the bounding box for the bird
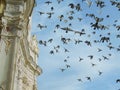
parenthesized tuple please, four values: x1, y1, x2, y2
(50, 50, 54, 54)
(66, 64, 71, 68)
(98, 71, 103, 76)
(46, 12, 54, 18)
(48, 38, 53, 43)
(95, 0, 105, 8)
(38, 11, 45, 15)
(102, 56, 109, 60)
(55, 24, 60, 29)
(86, 77, 91, 81)
(68, 3, 75, 9)
(57, 0, 64, 4)
(64, 48, 69, 52)
(85, 41, 92, 46)
(75, 3, 82, 11)
(107, 45, 114, 50)
(51, 7, 54, 11)
(91, 63, 96, 67)
(68, 16, 74, 20)
(45, 1, 52, 5)
(37, 24, 47, 30)
(74, 31, 85, 36)
(117, 48, 120, 51)
(74, 39, 83, 44)
(116, 79, 120, 83)
(79, 57, 84, 62)
(106, 15, 110, 18)
(78, 17, 83, 22)
(58, 15, 64, 21)
(64, 59, 67, 62)
(39, 40, 47, 46)
(60, 68, 65, 72)
(97, 48, 102, 52)
(88, 55, 93, 60)
(61, 27, 73, 33)
(77, 78, 82, 82)
(98, 58, 102, 62)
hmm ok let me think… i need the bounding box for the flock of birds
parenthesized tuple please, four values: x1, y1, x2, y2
(36, 0, 120, 89)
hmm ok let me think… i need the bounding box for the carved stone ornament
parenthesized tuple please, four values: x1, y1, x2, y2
(0, 81, 6, 90)
(29, 35, 39, 56)
(2, 37, 13, 55)
(33, 84, 37, 90)
(6, 4, 20, 13)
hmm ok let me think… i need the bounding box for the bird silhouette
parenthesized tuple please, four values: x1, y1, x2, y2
(97, 48, 102, 52)
(45, 1, 52, 5)
(64, 48, 69, 53)
(86, 77, 91, 81)
(64, 59, 67, 62)
(46, 12, 54, 19)
(60, 68, 65, 72)
(98, 71, 103, 76)
(38, 11, 45, 15)
(66, 64, 71, 68)
(102, 56, 109, 60)
(116, 79, 120, 83)
(37, 24, 47, 30)
(88, 55, 93, 59)
(51, 7, 54, 11)
(58, 15, 64, 21)
(95, 0, 105, 8)
(85, 41, 92, 46)
(50, 50, 54, 54)
(48, 38, 53, 43)
(68, 3, 74, 9)
(79, 57, 84, 62)
(77, 78, 82, 82)
(75, 3, 82, 11)
(57, 0, 64, 4)
(91, 63, 96, 67)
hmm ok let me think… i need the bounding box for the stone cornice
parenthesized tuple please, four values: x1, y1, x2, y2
(20, 38, 42, 75)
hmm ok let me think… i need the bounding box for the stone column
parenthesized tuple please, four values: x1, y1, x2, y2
(0, 0, 24, 90)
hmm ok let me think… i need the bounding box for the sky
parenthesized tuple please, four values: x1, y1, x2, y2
(31, 0, 120, 90)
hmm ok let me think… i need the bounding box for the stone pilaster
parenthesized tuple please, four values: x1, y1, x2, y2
(0, 0, 42, 90)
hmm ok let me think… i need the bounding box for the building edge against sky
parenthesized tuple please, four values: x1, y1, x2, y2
(0, 0, 42, 90)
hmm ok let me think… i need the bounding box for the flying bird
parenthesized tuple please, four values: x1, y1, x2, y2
(68, 3, 74, 9)
(79, 57, 84, 62)
(38, 11, 45, 15)
(88, 55, 93, 59)
(98, 71, 103, 76)
(77, 78, 82, 82)
(60, 68, 65, 72)
(37, 24, 47, 30)
(86, 77, 91, 81)
(66, 64, 71, 68)
(116, 79, 120, 83)
(45, 1, 52, 5)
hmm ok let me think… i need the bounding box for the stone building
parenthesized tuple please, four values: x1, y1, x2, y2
(0, 0, 42, 90)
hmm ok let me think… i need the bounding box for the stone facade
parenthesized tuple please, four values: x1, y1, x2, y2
(0, 0, 42, 90)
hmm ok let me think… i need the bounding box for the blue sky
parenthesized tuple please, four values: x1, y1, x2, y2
(31, 0, 120, 90)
